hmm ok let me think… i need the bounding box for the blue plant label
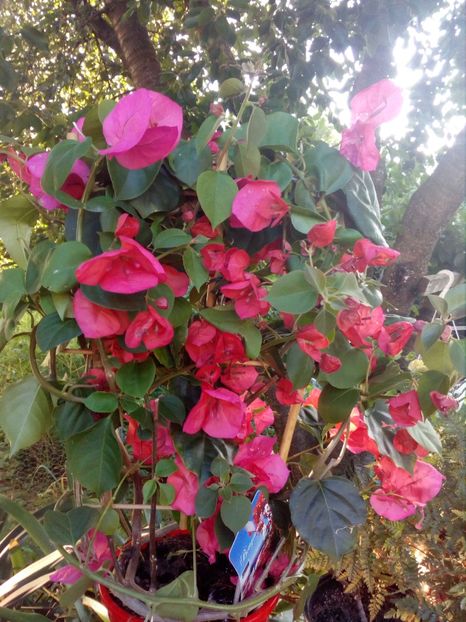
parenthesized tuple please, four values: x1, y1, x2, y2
(228, 490, 274, 597)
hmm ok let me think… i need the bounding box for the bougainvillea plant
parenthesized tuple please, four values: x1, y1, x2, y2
(0, 78, 462, 620)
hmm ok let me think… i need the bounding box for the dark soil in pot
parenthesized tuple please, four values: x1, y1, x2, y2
(119, 533, 238, 604)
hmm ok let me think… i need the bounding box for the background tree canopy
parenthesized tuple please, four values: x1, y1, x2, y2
(0, 0, 465, 311)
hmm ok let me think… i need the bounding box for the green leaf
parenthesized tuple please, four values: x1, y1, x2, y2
(0, 608, 51, 622)
(25, 240, 55, 294)
(159, 482, 175, 505)
(108, 158, 161, 201)
(66, 417, 122, 494)
(286, 342, 314, 389)
(314, 308, 336, 337)
(80, 284, 147, 311)
(317, 385, 359, 423)
(84, 391, 118, 413)
(85, 195, 116, 212)
(21, 25, 49, 50)
(197, 171, 237, 228)
(445, 283, 466, 319)
(426, 294, 448, 319)
(420, 321, 444, 349)
(0, 268, 26, 307)
(450, 339, 466, 375)
(407, 419, 441, 453)
(169, 140, 212, 187)
(230, 470, 254, 493)
(417, 370, 450, 416)
(159, 394, 186, 425)
(259, 160, 293, 190)
(195, 485, 218, 518)
(55, 401, 95, 441)
(0, 495, 53, 554)
(321, 349, 369, 389)
(131, 170, 180, 216)
(220, 495, 251, 533)
(305, 265, 327, 296)
(247, 106, 267, 146)
(240, 322, 262, 359)
(290, 205, 324, 234)
(154, 571, 199, 622)
(415, 336, 455, 375)
(260, 112, 298, 152)
(173, 431, 216, 476)
(44, 507, 99, 545)
(268, 270, 318, 313)
(0, 59, 18, 90)
(234, 142, 261, 178)
(154, 228, 191, 249)
(304, 142, 353, 195)
(183, 247, 209, 290)
(195, 115, 221, 152)
(143, 480, 157, 503)
(342, 170, 386, 246)
(365, 402, 416, 472)
(219, 78, 245, 98)
(41, 241, 91, 293)
(290, 477, 366, 559)
(0, 195, 38, 268)
(41, 139, 92, 208)
(0, 376, 52, 455)
(36, 313, 81, 351)
(51, 292, 72, 320)
(367, 363, 412, 398)
(116, 360, 156, 398)
(155, 458, 177, 477)
(169, 298, 193, 327)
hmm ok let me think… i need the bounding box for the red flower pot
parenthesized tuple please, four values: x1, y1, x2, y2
(99, 529, 280, 622)
(100, 584, 279, 622)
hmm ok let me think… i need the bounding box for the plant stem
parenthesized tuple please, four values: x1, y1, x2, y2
(76, 156, 102, 243)
(29, 328, 85, 403)
(279, 403, 301, 462)
(216, 83, 253, 170)
(192, 518, 198, 596)
(149, 398, 159, 592)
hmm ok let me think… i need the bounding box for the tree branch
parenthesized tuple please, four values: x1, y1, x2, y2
(383, 127, 466, 314)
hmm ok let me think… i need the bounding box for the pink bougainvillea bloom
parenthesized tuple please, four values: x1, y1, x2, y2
(320, 353, 342, 374)
(220, 363, 259, 394)
(340, 79, 402, 171)
(353, 239, 400, 271)
(378, 321, 413, 356)
(197, 501, 222, 563)
(307, 220, 337, 248)
(236, 398, 274, 441)
(296, 325, 329, 361)
(73, 289, 129, 338)
(103, 337, 150, 364)
(50, 530, 111, 585)
(370, 455, 444, 521)
(209, 102, 224, 117)
(430, 391, 458, 415)
(221, 273, 270, 319)
(221, 248, 250, 282)
(230, 179, 289, 232)
(340, 122, 380, 171)
(350, 79, 403, 126)
(393, 429, 429, 457)
(389, 390, 423, 427)
(125, 416, 174, 464)
(345, 409, 379, 456)
(191, 215, 221, 239)
(76, 236, 166, 294)
(337, 301, 385, 348)
(99, 88, 183, 169)
(125, 305, 174, 350)
(185, 320, 219, 367)
(200, 243, 226, 273)
(68, 116, 86, 142)
(167, 456, 199, 516)
(207, 130, 222, 154)
(233, 436, 289, 493)
(115, 213, 140, 239)
(183, 385, 246, 438)
(25, 151, 90, 211)
(254, 239, 291, 276)
(214, 332, 246, 364)
(195, 363, 221, 386)
(275, 378, 303, 406)
(162, 264, 189, 297)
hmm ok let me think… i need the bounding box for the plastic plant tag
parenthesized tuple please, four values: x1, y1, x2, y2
(228, 490, 274, 599)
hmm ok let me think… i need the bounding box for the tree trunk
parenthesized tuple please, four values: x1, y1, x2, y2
(383, 127, 466, 314)
(103, 0, 162, 90)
